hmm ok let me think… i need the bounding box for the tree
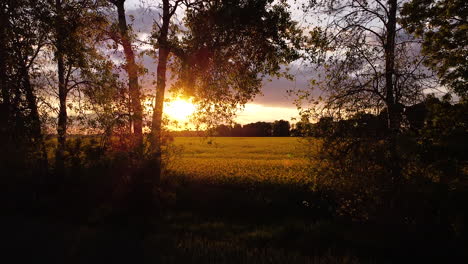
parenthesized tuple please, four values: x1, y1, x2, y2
(401, 0, 468, 97)
(109, 0, 143, 146)
(148, 0, 302, 183)
(232, 123, 243, 137)
(149, 0, 178, 185)
(290, 119, 313, 137)
(53, 0, 69, 173)
(272, 120, 290, 137)
(304, 0, 433, 186)
(413, 95, 468, 186)
(0, 0, 50, 175)
(243, 122, 273, 137)
(46, 0, 110, 173)
(214, 124, 231, 136)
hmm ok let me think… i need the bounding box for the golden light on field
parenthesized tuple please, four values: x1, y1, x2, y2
(164, 98, 197, 121)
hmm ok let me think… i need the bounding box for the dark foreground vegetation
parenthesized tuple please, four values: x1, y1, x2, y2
(3, 169, 468, 263)
(3, 101, 468, 262)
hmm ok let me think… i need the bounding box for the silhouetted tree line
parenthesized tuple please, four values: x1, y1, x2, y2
(292, 97, 467, 139)
(210, 120, 291, 137)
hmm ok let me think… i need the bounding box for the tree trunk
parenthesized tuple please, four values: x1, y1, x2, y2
(55, 0, 67, 175)
(385, 0, 398, 128)
(21, 65, 49, 172)
(0, 2, 10, 124)
(384, 0, 402, 195)
(114, 0, 143, 146)
(150, 0, 171, 185)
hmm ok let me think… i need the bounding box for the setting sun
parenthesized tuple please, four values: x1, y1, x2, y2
(164, 98, 197, 121)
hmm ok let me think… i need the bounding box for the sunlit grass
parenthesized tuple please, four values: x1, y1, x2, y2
(167, 137, 313, 185)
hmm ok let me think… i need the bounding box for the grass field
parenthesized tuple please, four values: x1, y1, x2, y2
(167, 137, 313, 185)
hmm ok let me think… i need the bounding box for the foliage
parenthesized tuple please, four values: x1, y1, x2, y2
(210, 120, 292, 137)
(401, 0, 468, 97)
(272, 120, 291, 136)
(405, 95, 468, 186)
(242, 122, 274, 137)
(301, 115, 391, 221)
(297, 0, 448, 222)
(301, 98, 468, 225)
(304, 0, 432, 118)
(172, 0, 303, 125)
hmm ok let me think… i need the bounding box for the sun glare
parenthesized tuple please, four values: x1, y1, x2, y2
(164, 98, 196, 121)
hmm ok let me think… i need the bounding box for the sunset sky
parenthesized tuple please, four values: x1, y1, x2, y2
(122, 0, 311, 125)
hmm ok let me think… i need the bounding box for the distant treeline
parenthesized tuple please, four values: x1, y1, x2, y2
(296, 98, 465, 138)
(170, 98, 466, 139)
(213, 120, 292, 137)
(170, 120, 292, 137)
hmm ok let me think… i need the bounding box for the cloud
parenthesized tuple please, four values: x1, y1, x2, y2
(125, 8, 160, 35)
(254, 68, 313, 107)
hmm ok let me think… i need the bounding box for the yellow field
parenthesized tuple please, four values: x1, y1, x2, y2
(167, 137, 313, 185)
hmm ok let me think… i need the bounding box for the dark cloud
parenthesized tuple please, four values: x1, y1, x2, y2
(255, 71, 311, 107)
(252, 64, 321, 107)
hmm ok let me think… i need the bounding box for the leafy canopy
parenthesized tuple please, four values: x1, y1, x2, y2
(171, 0, 303, 124)
(401, 0, 468, 97)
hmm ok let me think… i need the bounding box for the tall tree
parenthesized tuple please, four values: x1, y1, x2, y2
(53, 0, 67, 173)
(401, 0, 467, 97)
(110, 0, 143, 146)
(0, 1, 10, 123)
(1, 0, 50, 171)
(149, 0, 302, 183)
(48, 0, 110, 173)
(303, 0, 432, 186)
(149, 0, 176, 185)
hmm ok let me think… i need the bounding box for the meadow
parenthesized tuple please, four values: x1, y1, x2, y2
(167, 137, 312, 185)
